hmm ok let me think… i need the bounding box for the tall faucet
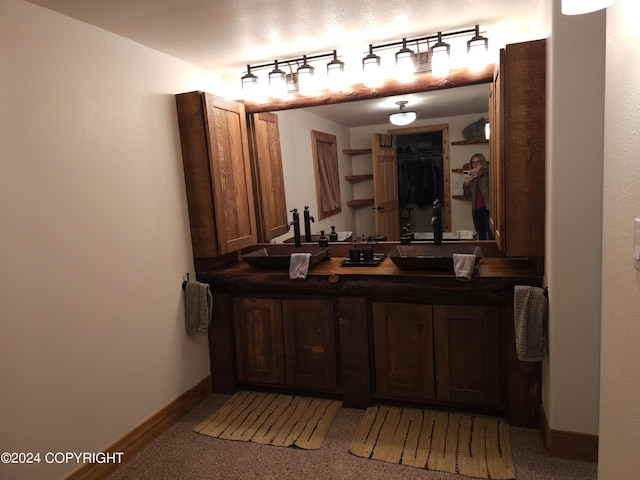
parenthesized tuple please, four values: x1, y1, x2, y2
(431, 199, 443, 246)
(288, 208, 301, 247)
(303, 206, 315, 242)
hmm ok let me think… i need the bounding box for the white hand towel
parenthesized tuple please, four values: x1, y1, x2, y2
(453, 253, 476, 281)
(185, 280, 212, 335)
(514, 286, 547, 362)
(289, 253, 312, 279)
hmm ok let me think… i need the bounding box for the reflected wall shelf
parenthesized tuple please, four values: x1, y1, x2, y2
(345, 174, 374, 182)
(451, 138, 488, 145)
(347, 198, 375, 208)
(343, 149, 373, 156)
(343, 148, 374, 209)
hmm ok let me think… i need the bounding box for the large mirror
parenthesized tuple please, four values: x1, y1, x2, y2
(247, 75, 493, 243)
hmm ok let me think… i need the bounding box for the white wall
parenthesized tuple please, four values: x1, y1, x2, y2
(598, 0, 640, 476)
(543, 0, 605, 435)
(0, 1, 215, 479)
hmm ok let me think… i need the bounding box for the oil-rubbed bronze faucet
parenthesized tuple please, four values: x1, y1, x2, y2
(431, 199, 443, 245)
(288, 208, 301, 247)
(303, 206, 315, 242)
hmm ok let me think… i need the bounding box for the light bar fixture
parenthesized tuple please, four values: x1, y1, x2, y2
(268, 60, 287, 99)
(240, 65, 259, 101)
(326, 50, 346, 92)
(362, 44, 382, 88)
(561, 0, 616, 15)
(430, 33, 451, 77)
(467, 25, 489, 72)
(240, 25, 490, 98)
(297, 55, 316, 96)
(395, 39, 415, 84)
(389, 101, 417, 126)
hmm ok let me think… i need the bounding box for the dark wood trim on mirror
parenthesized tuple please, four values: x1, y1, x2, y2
(242, 64, 495, 114)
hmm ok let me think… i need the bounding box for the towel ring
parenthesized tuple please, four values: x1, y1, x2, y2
(181, 273, 190, 291)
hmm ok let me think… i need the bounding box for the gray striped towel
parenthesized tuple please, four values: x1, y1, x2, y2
(185, 280, 212, 335)
(514, 286, 547, 362)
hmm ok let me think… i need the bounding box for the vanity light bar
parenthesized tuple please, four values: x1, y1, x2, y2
(240, 26, 488, 100)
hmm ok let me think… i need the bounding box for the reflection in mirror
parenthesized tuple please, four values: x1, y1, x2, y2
(310, 130, 341, 220)
(268, 83, 491, 243)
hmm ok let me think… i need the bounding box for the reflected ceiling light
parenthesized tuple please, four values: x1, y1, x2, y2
(467, 25, 489, 72)
(389, 101, 416, 126)
(395, 39, 415, 84)
(561, 0, 616, 15)
(297, 55, 316, 96)
(268, 60, 287, 99)
(485, 122, 491, 140)
(362, 44, 382, 88)
(326, 50, 346, 92)
(430, 32, 451, 77)
(241, 65, 259, 102)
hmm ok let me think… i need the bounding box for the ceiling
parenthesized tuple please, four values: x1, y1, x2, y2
(26, 0, 540, 126)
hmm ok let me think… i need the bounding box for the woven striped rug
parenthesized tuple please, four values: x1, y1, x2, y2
(350, 405, 516, 479)
(194, 391, 341, 449)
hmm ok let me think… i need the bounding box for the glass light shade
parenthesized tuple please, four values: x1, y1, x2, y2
(389, 111, 417, 126)
(326, 50, 346, 92)
(297, 57, 316, 96)
(241, 66, 259, 102)
(562, 0, 616, 15)
(362, 45, 382, 88)
(389, 101, 416, 126)
(485, 122, 490, 140)
(395, 41, 415, 84)
(268, 61, 287, 99)
(430, 36, 451, 77)
(467, 28, 489, 72)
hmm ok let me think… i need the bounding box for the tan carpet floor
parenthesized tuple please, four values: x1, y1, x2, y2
(106, 393, 598, 480)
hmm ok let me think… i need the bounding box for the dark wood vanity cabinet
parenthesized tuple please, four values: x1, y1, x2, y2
(489, 39, 546, 257)
(233, 296, 339, 393)
(372, 302, 504, 410)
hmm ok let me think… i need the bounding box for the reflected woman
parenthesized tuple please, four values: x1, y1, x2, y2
(463, 153, 494, 240)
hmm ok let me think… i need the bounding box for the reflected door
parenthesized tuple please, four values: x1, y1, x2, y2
(372, 133, 400, 241)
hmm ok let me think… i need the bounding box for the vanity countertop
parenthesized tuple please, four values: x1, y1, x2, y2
(198, 254, 542, 305)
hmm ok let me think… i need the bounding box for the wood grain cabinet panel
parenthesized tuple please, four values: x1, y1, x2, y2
(282, 299, 338, 391)
(233, 297, 338, 392)
(175, 91, 258, 262)
(489, 39, 546, 256)
(433, 305, 503, 408)
(233, 297, 285, 384)
(372, 302, 436, 401)
(248, 112, 288, 242)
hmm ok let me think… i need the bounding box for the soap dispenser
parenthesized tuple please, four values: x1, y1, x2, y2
(349, 241, 361, 263)
(329, 226, 338, 242)
(318, 230, 329, 247)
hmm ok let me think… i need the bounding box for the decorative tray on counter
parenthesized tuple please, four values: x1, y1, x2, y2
(340, 253, 386, 267)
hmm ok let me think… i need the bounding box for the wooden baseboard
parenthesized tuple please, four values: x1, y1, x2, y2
(540, 404, 599, 463)
(65, 375, 212, 480)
